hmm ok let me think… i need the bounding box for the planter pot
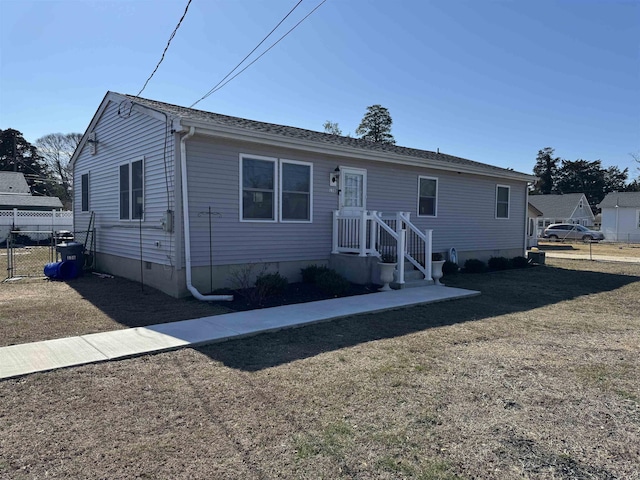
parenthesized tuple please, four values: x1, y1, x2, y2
(378, 262, 397, 291)
(431, 260, 445, 285)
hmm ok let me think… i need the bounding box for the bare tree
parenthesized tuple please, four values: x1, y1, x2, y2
(35, 133, 82, 207)
(323, 120, 343, 135)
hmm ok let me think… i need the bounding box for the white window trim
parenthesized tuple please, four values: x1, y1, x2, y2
(417, 175, 438, 217)
(496, 184, 510, 219)
(280, 158, 313, 223)
(239, 154, 278, 223)
(119, 157, 145, 221)
(81, 172, 90, 212)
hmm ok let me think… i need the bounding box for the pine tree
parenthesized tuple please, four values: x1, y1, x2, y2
(355, 105, 395, 144)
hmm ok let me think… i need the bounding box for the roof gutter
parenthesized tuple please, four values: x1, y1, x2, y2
(179, 126, 233, 302)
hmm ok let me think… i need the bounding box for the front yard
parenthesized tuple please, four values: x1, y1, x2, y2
(0, 258, 639, 479)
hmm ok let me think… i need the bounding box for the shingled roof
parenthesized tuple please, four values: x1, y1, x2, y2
(599, 191, 640, 208)
(0, 172, 31, 195)
(118, 93, 533, 181)
(528, 193, 588, 218)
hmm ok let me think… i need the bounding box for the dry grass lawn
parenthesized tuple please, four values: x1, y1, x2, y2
(1, 258, 639, 479)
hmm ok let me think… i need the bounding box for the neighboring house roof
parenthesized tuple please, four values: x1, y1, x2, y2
(0, 172, 31, 194)
(0, 172, 63, 209)
(528, 193, 590, 218)
(71, 91, 536, 183)
(0, 194, 63, 209)
(527, 202, 543, 217)
(599, 191, 640, 208)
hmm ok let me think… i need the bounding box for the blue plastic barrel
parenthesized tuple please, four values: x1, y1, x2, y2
(43, 261, 78, 280)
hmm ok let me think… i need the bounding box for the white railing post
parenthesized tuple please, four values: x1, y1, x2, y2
(359, 210, 367, 256)
(397, 229, 406, 284)
(395, 211, 403, 237)
(332, 210, 339, 254)
(13, 208, 18, 227)
(425, 229, 433, 281)
(369, 210, 377, 255)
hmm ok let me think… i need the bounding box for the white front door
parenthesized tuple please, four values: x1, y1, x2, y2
(339, 167, 367, 214)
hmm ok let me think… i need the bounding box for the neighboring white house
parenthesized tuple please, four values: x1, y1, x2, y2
(0, 172, 69, 243)
(528, 193, 595, 235)
(599, 192, 640, 243)
(70, 91, 536, 298)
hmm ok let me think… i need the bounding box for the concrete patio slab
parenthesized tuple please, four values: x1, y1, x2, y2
(0, 285, 480, 380)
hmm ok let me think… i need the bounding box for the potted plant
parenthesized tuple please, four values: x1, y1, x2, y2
(377, 252, 397, 291)
(431, 252, 445, 285)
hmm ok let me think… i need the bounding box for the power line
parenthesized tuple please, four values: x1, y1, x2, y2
(190, 0, 303, 108)
(135, 0, 193, 98)
(190, 0, 326, 108)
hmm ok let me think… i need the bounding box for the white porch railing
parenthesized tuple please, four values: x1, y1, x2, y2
(332, 210, 433, 284)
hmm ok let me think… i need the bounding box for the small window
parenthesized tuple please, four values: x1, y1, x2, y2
(496, 185, 510, 219)
(81, 173, 89, 212)
(241, 155, 276, 221)
(119, 158, 144, 220)
(418, 176, 438, 216)
(281, 160, 312, 222)
(637, 210, 640, 229)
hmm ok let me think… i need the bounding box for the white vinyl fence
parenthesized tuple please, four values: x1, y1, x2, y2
(0, 209, 73, 243)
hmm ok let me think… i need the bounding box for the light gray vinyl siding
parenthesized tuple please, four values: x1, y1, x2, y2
(184, 136, 526, 266)
(73, 101, 176, 265)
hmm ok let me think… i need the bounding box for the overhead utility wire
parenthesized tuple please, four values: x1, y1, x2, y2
(190, 0, 304, 108)
(190, 0, 327, 107)
(135, 0, 193, 98)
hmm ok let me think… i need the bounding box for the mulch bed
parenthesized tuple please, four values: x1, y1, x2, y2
(214, 282, 379, 312)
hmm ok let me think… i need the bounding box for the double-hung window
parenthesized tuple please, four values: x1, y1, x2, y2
(281, 160, 312, 222)
(418, 176, 438, 216)
(81, 173, 89, 212)
(240, 155, 312, 222)
(120, 158, 144, 220)
(496, 185, 510, 219)
(241, 155, 277, 221)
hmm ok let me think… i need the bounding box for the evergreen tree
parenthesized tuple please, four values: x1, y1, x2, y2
(532, 147, 559, 194)
(355, 105, 395, 144)
(0, 128, 53, 196)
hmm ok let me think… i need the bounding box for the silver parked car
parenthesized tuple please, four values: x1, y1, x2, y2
(542, 223, 605, 242)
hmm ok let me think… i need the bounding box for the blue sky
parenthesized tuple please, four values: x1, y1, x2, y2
(1, 0, 638, 179)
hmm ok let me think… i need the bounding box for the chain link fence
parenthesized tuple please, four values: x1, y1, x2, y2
(4, 231, 56, 279)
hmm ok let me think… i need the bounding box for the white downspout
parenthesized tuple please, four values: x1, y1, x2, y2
(180, 126, 233, 301)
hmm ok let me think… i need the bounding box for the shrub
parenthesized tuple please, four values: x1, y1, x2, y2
(432, 252, 444, 261)
(442, 260, 459, 275)
(300, 264, 330, 283)
(511, 256, 529, 269)
(488, 256, 511, 271)
(316, 269, 351, 297)
(255, 272, 288, 297)
(463, 258, 486, 273)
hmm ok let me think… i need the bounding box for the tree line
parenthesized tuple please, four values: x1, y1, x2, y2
(532, 147, 640, 208)
(0, 129, 81, 209)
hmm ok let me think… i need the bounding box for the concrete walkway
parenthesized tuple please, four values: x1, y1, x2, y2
(0, 285, 479, 380)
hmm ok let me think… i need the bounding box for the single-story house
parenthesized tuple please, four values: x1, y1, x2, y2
(1, 172, 66, 243)
(599, 192, 640, 243)
(0, 172, 63, 210)
(528, 193, 595, 234)
(70, 92, 535, 298)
